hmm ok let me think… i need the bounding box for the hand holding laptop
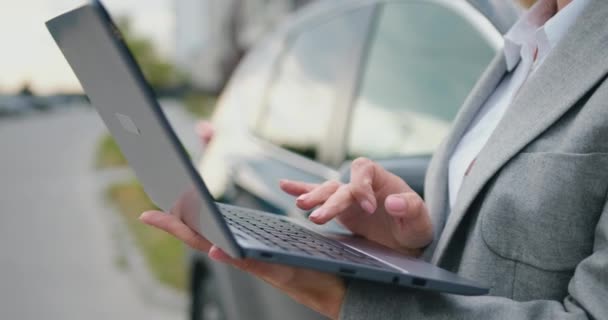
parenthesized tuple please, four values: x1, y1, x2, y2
(140, 156, 432, 320)
(140, 209, 346, 319)
(46, 4, 486, 314)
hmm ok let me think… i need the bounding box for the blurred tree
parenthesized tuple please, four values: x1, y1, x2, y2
(18, 82, 35, 97)
(116, 17, 188, 92)
(17, 81, 51, 111)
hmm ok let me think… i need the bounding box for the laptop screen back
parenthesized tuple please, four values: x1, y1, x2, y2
(46, 2, 241, 257)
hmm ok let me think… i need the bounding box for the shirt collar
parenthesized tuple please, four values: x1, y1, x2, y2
(503, 0, 589, 71)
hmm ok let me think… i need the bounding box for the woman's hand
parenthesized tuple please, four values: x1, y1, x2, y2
(195, 120, 215, 146)
(139, 210, 346, 320)
(139, 155, 431, 318)
(147, 120, 345, 318)
(280, 157, 433, 255)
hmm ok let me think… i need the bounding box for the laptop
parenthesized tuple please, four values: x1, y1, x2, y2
(46, 1, 488, 295)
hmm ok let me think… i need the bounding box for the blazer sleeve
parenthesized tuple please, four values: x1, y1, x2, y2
(339, 198, 608, 320)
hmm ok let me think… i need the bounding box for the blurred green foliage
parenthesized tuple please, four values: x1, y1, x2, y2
(117, 17, 187, 91)
(96, 134, 127, 168)
(183, 93, 217, 119)
(115, 16, 221, 118)
(107, 180, 186, 291)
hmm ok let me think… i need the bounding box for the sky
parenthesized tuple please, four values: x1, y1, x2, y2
(0, 0, 174, 94)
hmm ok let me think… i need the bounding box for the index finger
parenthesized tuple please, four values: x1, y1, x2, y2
(349, 158, 378, 213)
(279, 179, 319, 196)
(309, 185, 354, 224)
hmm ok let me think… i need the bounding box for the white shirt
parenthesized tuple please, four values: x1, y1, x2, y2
(447, 0, 589, 210)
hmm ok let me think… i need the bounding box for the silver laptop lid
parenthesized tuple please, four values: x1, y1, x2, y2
(46, 2, 241, 258)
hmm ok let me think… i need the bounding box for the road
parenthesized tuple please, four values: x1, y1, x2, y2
(0, 105, 198, 320)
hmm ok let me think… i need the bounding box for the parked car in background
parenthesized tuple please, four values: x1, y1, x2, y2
(189, 0, 519, 319)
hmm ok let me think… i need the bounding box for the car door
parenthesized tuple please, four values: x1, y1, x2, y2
(336, 0, 502, 196)
(203, 2, 510, 320)
(212, 4, 377, 320)
(231, 3, 376, 216)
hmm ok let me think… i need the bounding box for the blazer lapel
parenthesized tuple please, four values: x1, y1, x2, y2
(432, 0, 608, 265)
(423, 53, 507, 258)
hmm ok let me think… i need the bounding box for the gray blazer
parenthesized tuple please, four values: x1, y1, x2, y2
(340, 1, 608, 319)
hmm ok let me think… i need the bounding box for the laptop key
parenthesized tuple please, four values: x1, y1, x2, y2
(218, 204, 386, 269)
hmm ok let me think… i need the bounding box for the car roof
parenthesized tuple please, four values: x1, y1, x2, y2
(276, 0, 519, 39)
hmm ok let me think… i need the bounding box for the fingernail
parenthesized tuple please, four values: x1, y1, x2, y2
(208, 246, 229, 262)
(297, 194, 308, 201)
(310, 208, 325, 220)
(386, 195, 407, 211)
(139, 211, 152, 221)
(360, 200, 375, 214)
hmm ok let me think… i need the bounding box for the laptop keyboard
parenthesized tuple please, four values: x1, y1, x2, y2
(218, 204, 387, 269)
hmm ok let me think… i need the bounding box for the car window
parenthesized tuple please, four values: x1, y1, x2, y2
(256, 8, 369, 160)
(347, 2, 496, 160)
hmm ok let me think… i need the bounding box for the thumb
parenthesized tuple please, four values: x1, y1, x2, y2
(384, 192, 433, 249)
(384, 192, 423, 220)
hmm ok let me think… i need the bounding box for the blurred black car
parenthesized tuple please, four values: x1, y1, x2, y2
(191, 0, 519, 319)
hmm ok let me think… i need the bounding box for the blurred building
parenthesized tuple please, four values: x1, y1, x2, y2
(175, 0, 313, 93)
